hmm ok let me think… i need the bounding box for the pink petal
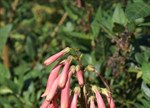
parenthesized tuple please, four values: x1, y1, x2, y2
(76, 70, 84, 86)
(58, 56, 72, 88)
(46, 76, 60, 101)
(40, 99, 50, 108)
(70, 93, 78, 108)
(42, 64, 62, 97)
(44, 47, 70, 66)
(106, 95, 116, 108)
(90, 97, 95, 108)
(60, 67, 75, 108)
(95, 91, 106, 108)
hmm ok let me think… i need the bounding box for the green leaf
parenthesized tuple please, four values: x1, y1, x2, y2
(6, 80, 19, 94)
(141, 82, 150, 98)
(133, 0, 144, 3)
(25, 36, 35, 59)
(64, 5, 78, 20)
(135, 53, 145, 64)
(91, 7, 102, 38)
(0, 24, 12, 51)
(126, 2, 150, 21)
(142, 62, 150, 84)
(112, 23, 125, 33)
(139, 22, 150, 26)
(0, 86, 13, 94)
(112, 3, 128, 26)
(0, 63, 10, 83)
(127, 21, 136, 32)
(81, 54, 93, 66)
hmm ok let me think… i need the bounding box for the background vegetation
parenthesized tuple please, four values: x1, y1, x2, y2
(0, 0, 150, 107)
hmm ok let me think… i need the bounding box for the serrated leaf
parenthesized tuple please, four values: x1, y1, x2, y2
(142, 62, 150, 84)
(126, 2, 150, 21)
(112, 3, 128, 26)
(0, 24, 12, 51)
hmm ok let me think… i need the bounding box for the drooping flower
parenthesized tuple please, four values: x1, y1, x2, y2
(70, 87, 80, 108)
(42, 64, 62, 97)
(40, 99, 50, 108)
(60, 66, 75, 108)
(76, 65, 84, 86)
(46, 76, 60, 101)
(90, 96, 96, 108)
(44, 47, 70, 66)
(58, 56, 72, 88)
(106, 94, 116, 108)
(92, 86, 106, 108)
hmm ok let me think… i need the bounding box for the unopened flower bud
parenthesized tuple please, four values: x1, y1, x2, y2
(70, 87, 80, 108)
(89, 96, 96, 108)
(85, 65, 95, 72)
(92, 86, 106, 108)
(58, 56, 72, 88)
(42, 64, 62, 97)
(44, 47, 70, 66)
(46, 76, 60, 101)
(60, 66, 75, 108)
(76, 65, 84, 86)
(106, 94, 116, 108)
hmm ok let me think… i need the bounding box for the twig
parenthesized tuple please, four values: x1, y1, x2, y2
(3, 45, 9, 68)
(51, 12, 68, 37)
(94, 69, 111, 92)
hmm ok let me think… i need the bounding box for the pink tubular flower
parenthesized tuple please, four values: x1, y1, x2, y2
(70, 87, 80, 108)
(46, 76, 60, 101)
(92, 86, 106, 108)
(44, 47, 70, 66)
(90, 96, 96, 108)
(60, 66, 75, 108)
(48, 93, 60, 108)
(40, 99, 50, 108)
(42, 64, 62, 97)
(58, 56, 72, 88)
(106, 94, 116, 108)
(76, 65, 84, 86)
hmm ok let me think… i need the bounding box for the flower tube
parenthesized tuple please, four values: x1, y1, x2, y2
(70, 87, 80, 108)
(106, 94, 116, 108)
(58, 56, 72, 88)
(46, 76, 60, 101)
(44, 47, 70, 66)
(42, 64, 62, 97)
(92, 86, 106, 108)
(60, 66, 75, 108)
(76, 65, 84, 86)
(90, 96, 95, 108)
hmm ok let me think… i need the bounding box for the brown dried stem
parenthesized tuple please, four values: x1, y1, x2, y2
(51, 12, 68, 37)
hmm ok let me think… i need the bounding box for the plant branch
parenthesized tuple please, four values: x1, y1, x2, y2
(51, 12, 68, 37)
(3, 45, 9, 68)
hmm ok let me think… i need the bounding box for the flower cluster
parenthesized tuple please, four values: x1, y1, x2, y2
(40, 47, 116, 108)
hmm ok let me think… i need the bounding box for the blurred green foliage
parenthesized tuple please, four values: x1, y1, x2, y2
(0, 0, 150, 107)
